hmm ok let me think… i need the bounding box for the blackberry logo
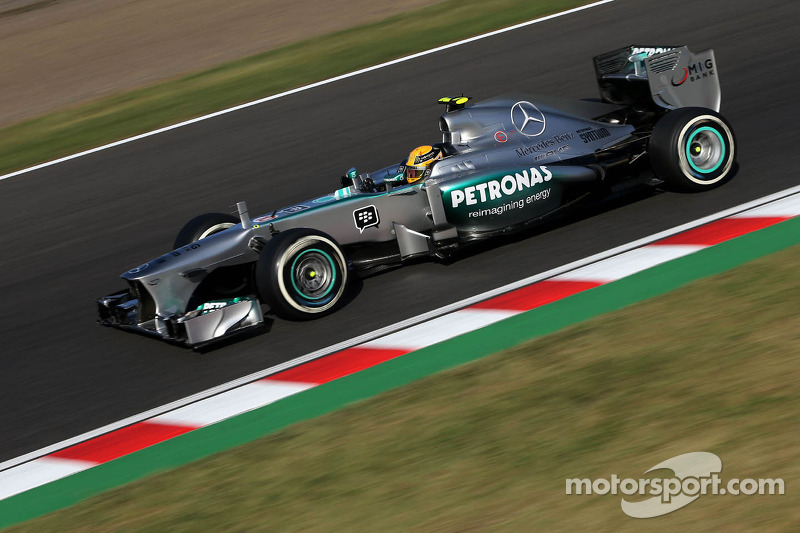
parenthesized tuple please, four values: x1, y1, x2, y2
(353, 205, 380, 233)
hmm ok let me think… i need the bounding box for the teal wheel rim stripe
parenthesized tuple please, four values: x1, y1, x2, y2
(686, 126, 726, 174)
(290, 248, 336, 301)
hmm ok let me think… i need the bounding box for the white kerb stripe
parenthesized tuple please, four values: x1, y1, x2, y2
(554, 245, 705, 283)
(730, 192, 800, 218)
(363, 309, 517, 350)
(152, 381, 313, 428)
(0, 457, 96, 500)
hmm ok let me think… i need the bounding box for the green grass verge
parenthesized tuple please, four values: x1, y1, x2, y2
(0, 0, 591, 176)
(3, 218, 800, 531)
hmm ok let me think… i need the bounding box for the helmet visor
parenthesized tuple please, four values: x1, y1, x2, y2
(406, 166, 425, 182)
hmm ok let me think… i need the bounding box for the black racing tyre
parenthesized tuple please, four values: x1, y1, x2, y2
(174, 212, 239, 248)
(255, 228, 348, 320)
(649, 107, 736, 192)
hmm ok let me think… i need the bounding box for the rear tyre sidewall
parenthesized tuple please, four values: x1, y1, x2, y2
(174, 212, 239, 248)
(649, 107, 736, 192)
(256, 229, 348, 320)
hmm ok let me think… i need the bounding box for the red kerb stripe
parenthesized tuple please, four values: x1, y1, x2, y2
(469, 279, 602, 311)
(49, 421, 196, 464)
(654, 217, 789, 246)
(264, 347, 408, 385)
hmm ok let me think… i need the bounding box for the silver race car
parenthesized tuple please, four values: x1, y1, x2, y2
(98, 45, 737, 347)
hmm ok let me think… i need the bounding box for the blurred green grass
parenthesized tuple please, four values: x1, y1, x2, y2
(11, 244, 800, 531)
(0, 0, 589, 176)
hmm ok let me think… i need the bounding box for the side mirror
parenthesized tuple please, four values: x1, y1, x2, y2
(340, 167, 358, 187)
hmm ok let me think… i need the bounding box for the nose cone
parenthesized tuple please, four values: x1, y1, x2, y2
(120, 245, 204, 280)
(120, 224, 254, 282)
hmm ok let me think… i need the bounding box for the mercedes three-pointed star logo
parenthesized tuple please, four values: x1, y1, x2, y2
(511, 101, 546, 137)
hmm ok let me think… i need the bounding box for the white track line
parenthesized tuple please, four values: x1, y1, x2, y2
(3, 183, 799, 474)
(730, 194, 800, 218)
(0, 0, 615, 184)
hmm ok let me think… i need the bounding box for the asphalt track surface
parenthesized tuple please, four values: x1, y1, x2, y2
(1, 0, 798, 462)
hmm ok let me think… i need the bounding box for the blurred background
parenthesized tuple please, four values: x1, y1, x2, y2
(0, 0, 440, 126)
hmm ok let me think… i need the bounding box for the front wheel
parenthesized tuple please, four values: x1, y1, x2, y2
(173, 212, 239, 248)
(255, 229, 348, 320)
(649, 107, 736, 192)
(175, 213, 247, 299)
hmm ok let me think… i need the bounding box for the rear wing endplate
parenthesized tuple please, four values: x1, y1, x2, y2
(593, 45, 721, 112)
(645, 47, 720, 111)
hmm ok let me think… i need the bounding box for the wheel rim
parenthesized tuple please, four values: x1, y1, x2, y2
(290, 249, 336, 302)
(685, 126, 725, 174)
(274, 235, 347, 314)
(676, 115, 734, 186)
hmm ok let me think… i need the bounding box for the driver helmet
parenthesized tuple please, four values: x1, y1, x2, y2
(404, 145, 442, 183)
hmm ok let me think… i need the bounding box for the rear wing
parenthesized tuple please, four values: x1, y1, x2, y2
(593, 45, 721, 111)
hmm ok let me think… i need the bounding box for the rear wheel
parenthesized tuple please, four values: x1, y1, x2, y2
(255, 229, 348, 320)
(174, 212, 239, 248)
(649, 107, 736, 192)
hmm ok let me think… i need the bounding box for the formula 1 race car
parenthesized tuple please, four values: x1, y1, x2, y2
(98, 45, 737, 347)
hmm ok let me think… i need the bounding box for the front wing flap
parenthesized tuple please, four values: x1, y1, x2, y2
(98, 291, 264, 348)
